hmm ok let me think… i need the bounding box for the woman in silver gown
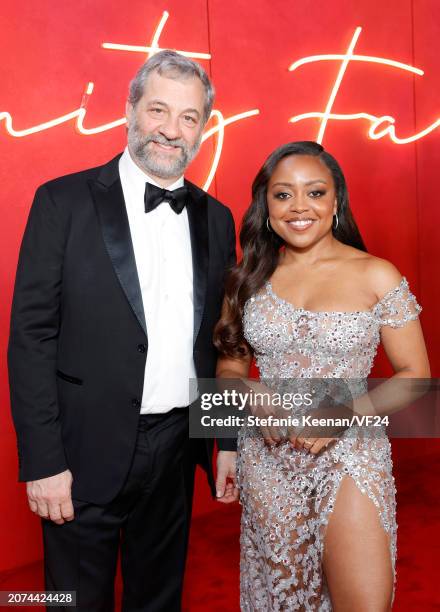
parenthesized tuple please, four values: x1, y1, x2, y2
(214, 142, 430, 611)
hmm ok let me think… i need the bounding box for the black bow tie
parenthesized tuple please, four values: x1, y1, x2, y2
(144, 182, 188, 215)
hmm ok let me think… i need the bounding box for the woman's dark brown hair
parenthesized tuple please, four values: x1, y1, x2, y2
(214, 141, 367, 358)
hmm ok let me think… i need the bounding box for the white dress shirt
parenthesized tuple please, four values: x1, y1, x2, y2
(119, 147, 197, 414)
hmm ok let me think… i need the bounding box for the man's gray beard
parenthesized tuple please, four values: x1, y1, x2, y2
(127, 121, 201, 179)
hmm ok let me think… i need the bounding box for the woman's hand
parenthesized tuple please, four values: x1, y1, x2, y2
(246, 380, 288, 446)
(291, 435, 337, 454)
(289, 410, 345, 453)
(289, 393, 353, 453)
(216, 450, 239, 503)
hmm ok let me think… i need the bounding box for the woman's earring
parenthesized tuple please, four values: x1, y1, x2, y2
(332, 212, 339, 230)
(266, 217, 272, 232)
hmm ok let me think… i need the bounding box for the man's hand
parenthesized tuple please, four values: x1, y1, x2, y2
(26, 469, 74, 524)
(216, 451, 239, 504)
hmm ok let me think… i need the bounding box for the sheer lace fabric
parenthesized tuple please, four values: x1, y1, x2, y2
(237, 277, 421, 610)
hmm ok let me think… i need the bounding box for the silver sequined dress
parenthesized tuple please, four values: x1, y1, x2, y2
(237, 277, 421, 611)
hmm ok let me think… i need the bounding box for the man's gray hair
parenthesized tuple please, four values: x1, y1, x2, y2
(128, 50, 215, 125)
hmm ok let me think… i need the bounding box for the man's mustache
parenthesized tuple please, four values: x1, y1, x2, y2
(144, 134, 187, 152)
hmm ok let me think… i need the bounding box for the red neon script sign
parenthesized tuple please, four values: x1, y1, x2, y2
(1, 13, 438, 182)
(288, 26, 439, 144)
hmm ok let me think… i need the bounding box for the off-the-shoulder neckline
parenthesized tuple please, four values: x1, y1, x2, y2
(264, 277, 408, 316)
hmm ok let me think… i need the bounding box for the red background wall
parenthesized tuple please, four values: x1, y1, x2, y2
(1, 0, 438, 580)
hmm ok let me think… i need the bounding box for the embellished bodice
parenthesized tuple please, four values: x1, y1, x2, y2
(243, 277, 421, 379)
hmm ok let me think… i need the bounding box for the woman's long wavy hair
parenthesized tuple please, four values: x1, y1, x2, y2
(213, 141, 367, 358)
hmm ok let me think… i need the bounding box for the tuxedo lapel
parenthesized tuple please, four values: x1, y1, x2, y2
(185, 180, 209, 346)
(89, 155, 147, 339)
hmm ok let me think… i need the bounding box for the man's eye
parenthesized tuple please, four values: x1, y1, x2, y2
(309, 190, 326, 198)
(150, 108, 163, 114)
(183, 115, 197, 124)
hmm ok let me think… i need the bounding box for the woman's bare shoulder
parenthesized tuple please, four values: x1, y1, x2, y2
(338, 246, 403, 300)
(362, 255, 403, 301)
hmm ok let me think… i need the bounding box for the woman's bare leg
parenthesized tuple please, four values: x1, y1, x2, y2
(322, 476, 394, 612)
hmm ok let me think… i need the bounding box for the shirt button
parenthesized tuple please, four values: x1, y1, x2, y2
(137, 343, 146, 353)
(132, 398, 141, 409)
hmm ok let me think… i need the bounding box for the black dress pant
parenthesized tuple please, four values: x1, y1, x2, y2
(42, 407, 192, 611)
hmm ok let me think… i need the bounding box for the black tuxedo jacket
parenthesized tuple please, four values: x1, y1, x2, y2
(7, 153, 236, 504)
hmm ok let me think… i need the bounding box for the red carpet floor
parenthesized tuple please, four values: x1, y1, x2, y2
(1, 447, 439, 610)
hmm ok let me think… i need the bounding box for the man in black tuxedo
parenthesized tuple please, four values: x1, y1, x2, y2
(8, 50, 237, 611)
